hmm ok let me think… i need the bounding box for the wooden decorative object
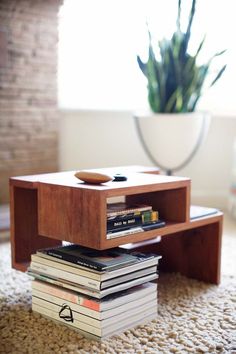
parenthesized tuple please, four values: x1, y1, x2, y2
(74, 171, 113, 184)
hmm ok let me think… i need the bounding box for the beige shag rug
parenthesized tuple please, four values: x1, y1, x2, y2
(0, 232, 236, 354)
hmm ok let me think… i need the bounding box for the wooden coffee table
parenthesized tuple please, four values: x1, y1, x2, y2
(9, 166, 223, 284)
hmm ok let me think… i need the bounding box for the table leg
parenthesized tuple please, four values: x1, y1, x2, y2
(10, 185, 61, 271)
(159, 220, 223, 284)
(126, 218, 222, 284)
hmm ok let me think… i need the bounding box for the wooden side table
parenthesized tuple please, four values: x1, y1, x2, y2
(9, 166, 223, 284)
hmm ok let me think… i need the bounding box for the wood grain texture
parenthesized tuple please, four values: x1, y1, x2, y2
(38, 183, 105, 248)
(100, 213, 223, 251)
(160, 218, 222, 284)
(11, 170, 190, 193)
(10, 185, 61, 271)
(126, 186, 189, 223)
(35, 171, 190, 248)
(125, 215, 223, 285)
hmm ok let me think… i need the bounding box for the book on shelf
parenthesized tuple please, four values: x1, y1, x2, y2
(37, 245, 139, 271)
(32, 286, 157, 320)
(31, 280, 157, 312)
(31, 253, 161, 282)
(106, 220, 166, 239)
(107, 202, 152, 218)
(27, 271, 159, 299)
(28, 261, 157, 291)
(32, 300, 157, 338)
(107, 226, 143, 239)
(142, 221, 166, 230)
(107, 210, 159, 231)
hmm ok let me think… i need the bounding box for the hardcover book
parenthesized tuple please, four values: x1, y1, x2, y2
(31, 253, 161, 281)
(27, 271, 158, 298)
(32, 301, 157, 338)
(107, 202, 152, 218)
(31, 280, 157, 312)
(106, 220, 166, 239)
(107, 210, 159, 231)
(32, 296, 157, 330)
(32, 288, 157, 320)
(37, 245, 138, 271)
(29, 262, 157, 291)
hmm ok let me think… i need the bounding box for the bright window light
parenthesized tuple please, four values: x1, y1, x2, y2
(58, 0, 236, 114)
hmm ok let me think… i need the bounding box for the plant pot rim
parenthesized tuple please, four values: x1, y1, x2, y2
(133, 110, 210, 119)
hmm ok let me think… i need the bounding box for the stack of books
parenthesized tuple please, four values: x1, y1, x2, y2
(106, 202, 166, 239)
(28, 245, 161, 340)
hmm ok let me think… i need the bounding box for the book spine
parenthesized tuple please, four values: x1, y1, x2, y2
(107, 227, 143, 239)
(32, 297, 101, 328)
(142, 220, 166, 231)
(107, 215, 142, 230)
(31, 254, 101, 281)
(107, 206, 152, 218)
(106, 221, 165, 239)
(45, 250, 105, 271)
(32, 281, 101, 311)
(107, 211, 159, 231)
(28, 272, 102, 299)
(32, 304, 101, 337)
(30, 262, 101, 290)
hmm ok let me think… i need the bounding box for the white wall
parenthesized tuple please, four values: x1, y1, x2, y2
(59, 109, 236, 210)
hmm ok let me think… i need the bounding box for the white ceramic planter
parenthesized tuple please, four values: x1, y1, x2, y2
(134, 112, 211, 173)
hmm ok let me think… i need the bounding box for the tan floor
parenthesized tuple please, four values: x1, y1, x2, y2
(0, 211, 236, 353)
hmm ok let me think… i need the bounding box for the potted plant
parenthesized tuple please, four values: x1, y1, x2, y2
(135, 0, 226, 174)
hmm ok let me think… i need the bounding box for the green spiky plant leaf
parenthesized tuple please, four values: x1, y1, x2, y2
(137, 0, 226, 113)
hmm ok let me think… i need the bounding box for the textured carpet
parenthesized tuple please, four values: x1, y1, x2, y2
(0, 233, 236, 354)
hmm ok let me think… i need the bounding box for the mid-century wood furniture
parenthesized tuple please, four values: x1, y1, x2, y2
(10, 166, 223, 284)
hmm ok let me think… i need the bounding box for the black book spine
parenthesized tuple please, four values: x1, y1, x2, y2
(45, 250, 105, 271)
(142, 220, 166, 231)
(107, 215, 142, 231)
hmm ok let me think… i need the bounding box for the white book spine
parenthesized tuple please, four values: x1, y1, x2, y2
(107, 227, 143, 239)
(32, 303, 102, 337)
(32, 297, 101, 328)
(32, 254, 101, 281)
(32, 279, 157, 312)
(29, 274, 102, 298)
(30, 262, 101, 290)
(32, 295, 158, 329)
(32, 288, 158, 320)
(32, 303, 158, 338)
(32, 280, 101, 310)
(29, 272, 158, 299)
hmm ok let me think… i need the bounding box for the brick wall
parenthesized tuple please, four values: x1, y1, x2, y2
(0, 0, 62, 203)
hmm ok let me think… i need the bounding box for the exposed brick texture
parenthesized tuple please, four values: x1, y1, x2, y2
(0, 0, 62, 203)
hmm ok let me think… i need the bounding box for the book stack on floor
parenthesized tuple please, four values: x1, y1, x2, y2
(106, 202, 166, 239)
(28, 245, 161, 340)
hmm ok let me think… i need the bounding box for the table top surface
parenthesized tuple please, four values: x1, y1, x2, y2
(10, 167, 190, 192)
